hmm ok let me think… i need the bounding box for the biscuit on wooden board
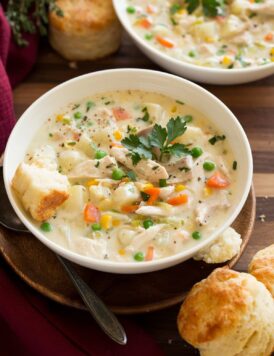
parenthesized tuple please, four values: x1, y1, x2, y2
(177, 268, 274, 356)
(49, 0, 122, 61)
(249, 244, 274, 298)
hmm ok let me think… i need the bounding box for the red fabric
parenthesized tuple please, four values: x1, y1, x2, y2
(0, 3, 39, 153)
(0, 7, 163, 356)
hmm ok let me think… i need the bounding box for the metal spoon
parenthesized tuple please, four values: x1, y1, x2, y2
(0, 166, 127, 346)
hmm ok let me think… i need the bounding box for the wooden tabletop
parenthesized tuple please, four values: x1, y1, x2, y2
(12, 34, 274, 355)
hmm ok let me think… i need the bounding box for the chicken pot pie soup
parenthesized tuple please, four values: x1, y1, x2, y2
(126, 0, 274, 69)
(12, 90, 237, 262)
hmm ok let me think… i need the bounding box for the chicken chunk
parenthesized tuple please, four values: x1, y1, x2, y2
(12, 163, 69, 221)
(68, 155, 117, 180)
(110, 147, 168, 182)
(195, 190, 230, 225)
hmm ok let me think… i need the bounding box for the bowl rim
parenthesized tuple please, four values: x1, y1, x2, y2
(3, 68, 253, 273)
(113, 0, 274, 76)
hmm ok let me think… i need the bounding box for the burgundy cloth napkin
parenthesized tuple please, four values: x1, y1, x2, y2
(0, 5, 163, 355)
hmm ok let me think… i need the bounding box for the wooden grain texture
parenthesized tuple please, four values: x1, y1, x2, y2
(6, 34, 274, 355)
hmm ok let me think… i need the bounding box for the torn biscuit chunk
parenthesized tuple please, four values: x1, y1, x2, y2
(12, 163, 70, 221)
(194, 227, 242, 264)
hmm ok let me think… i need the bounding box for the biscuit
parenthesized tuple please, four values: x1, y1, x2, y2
(12, 163, 69, 221)
(249, 244, 274, 298)
(49, 0, 122, 61)
(177, 268, 274, 356)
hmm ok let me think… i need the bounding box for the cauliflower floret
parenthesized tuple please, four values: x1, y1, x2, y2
(194, 227, 242, 263)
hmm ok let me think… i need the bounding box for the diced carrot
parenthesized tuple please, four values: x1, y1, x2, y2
(84, 203, 100, 223)
(146, 4, 156, 14)
(121, 204, 139, 213)
(167, 194, 188, 206)
(145, 246, 154, 261)
(137, 18, 152, 29)
(206, 171, 230, 189)
(143, 187, 161, 205)
(112, 107, 131, 121)
(110, 142, 123, 148)
(156, 35, 175, 48)
(265, 33, 273, 41)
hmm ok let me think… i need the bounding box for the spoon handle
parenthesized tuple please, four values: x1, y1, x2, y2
(57, 255, 127, 345)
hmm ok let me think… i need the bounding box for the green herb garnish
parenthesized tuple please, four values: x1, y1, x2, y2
(209, 135, 226, 145)
(122, 116, 190, 165)
(232, 161, 237, 170)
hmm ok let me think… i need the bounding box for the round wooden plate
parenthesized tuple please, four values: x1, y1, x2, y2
(0, 187, 255, 314)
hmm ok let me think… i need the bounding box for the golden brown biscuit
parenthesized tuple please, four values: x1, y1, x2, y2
(49, 0, 122, 61)
(12, 163, 69, 221)
(249, 244, 274, 298)
(177, 268, 274, 356)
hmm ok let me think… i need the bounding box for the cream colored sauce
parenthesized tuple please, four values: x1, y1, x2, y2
(23, 90, 236, 262)
(126, 0, 274, 68)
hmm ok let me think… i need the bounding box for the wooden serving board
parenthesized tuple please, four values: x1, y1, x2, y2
(0, 187, 255, 314)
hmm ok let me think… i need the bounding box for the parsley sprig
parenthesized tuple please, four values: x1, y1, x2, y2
(170, 0, 225, 20)
(121, 116, 190, 165)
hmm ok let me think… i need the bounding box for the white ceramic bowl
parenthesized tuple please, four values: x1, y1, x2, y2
(4, 69, 253, 273)
(113, 0, 274, 85)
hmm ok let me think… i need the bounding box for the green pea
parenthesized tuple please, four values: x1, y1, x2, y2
(95, 150, 107, 159)
(134, 252, 144, 262)
(143, 219, 154, 229)
(203, 161, 216, 171)
(91, 223, 101, 231)
(188, 50, 196, 58)
(126, 6, 136, 14)
(40, 222, 52, 232)
(191, 147, 203, 158)
(74, 111, 82, 119)
(159, 179, 167, 187)
(112, 168, 125, 180)
(192, 231, 201, 240)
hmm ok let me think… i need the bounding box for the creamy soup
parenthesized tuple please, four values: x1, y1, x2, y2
(126, 0, 274, 69)
(13, 91, 237, 262)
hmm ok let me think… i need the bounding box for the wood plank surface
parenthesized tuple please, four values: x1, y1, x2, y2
(9, 34, 274, 355)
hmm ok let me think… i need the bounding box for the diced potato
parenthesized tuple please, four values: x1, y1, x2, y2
(112, 183, 140, 208)
(144, 103, 165, 123)
(117, 229, 136, 247)
(59, 150, 87, 173)
(89, 185, 111, 205)
(61, 185, 88, 218)
(76, 133, 97, 157)
(220, 15, 246, 39)
(192, 22, 219, 42)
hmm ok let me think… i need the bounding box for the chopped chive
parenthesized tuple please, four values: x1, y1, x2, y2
(176, 100, 185, 105)
(86, 101, 95, 112)
(159, 179, 167, 187)
(233, 161, 237, 170)
(141, 191, 150, 201)
(127, 171, 137, 181)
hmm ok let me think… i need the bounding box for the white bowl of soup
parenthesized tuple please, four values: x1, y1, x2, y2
(3, 69, 252, 273)
(113, 0, 274, 85)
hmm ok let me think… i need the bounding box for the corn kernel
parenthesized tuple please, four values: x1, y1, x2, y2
(143, 183, 154, 190)
(131, 220, 141, 227)
(113, 130, 123, 141)
(205, 36, 215, 43)
(271, 57, 274, 62)
(222, 56, 232, 66)
(171, 106, 177, 113)
(112, 219, 121, 227)
(98, 199, 113, 211)
(178, 8, 186, 15)
(119, 248, 126, 256)
(86, 179, 98, 187)
(270, 48, 274, 56)
(175, 184, 186, 192)
(203, 187, 212, 197)
(56, 114, 64, 122)
(100, 214, 112, 230)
